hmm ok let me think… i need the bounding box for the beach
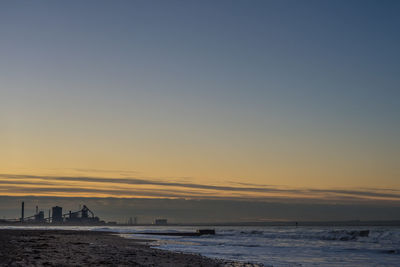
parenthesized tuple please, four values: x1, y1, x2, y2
(0, 229, 261, 267)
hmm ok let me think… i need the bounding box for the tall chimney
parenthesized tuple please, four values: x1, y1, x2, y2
(21, 201, 25, 223)
(36, 205, 38, 214)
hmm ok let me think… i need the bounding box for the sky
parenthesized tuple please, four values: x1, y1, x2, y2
(1, 1, 399, 221)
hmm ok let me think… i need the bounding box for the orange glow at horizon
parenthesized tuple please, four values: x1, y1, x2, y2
(1, 171, 400, 204)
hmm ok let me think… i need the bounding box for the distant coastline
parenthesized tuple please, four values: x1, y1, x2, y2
(1, 220, 400, 227)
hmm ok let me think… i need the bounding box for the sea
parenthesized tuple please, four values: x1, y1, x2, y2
(1, 225, 399, 266)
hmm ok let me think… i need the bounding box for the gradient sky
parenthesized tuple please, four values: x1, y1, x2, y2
(1, 1, 400, 207)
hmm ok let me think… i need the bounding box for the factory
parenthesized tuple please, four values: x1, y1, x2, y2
(11, 201, 105, 225)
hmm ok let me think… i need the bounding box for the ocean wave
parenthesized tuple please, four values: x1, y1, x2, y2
(323, 230, 370, 241)
(382, 249, 400, 254)
(227, 229, 372, 242)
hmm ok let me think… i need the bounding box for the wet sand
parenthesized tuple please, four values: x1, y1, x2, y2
(0, 229, 262, 266)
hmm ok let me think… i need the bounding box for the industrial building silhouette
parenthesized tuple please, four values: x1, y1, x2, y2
(14, 201, 104, 225)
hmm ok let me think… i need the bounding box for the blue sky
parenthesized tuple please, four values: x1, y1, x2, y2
(0, 1, 399, 201)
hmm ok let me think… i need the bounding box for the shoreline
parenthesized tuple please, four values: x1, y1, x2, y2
(0, 229, 263, 266)
(2, 220, 400, 227)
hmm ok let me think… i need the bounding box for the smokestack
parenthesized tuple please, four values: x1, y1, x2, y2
(21, 201, 24, 223)
(36, 205, 38, 214)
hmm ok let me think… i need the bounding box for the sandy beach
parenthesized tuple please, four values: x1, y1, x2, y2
(0, 229, 262, 267)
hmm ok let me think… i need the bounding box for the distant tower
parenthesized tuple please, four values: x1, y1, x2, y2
(21, 201, 25, 223)
(52, 206, 63, 223)
(35, 211, 45, 222)
(154, 219, 168, 225)
(36, 205, 38, 214)
(81, 205, 89, 218)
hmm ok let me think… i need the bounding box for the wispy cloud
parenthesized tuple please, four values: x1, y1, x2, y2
(70, 168, 140, 175)
(0, 173, 400, 203)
